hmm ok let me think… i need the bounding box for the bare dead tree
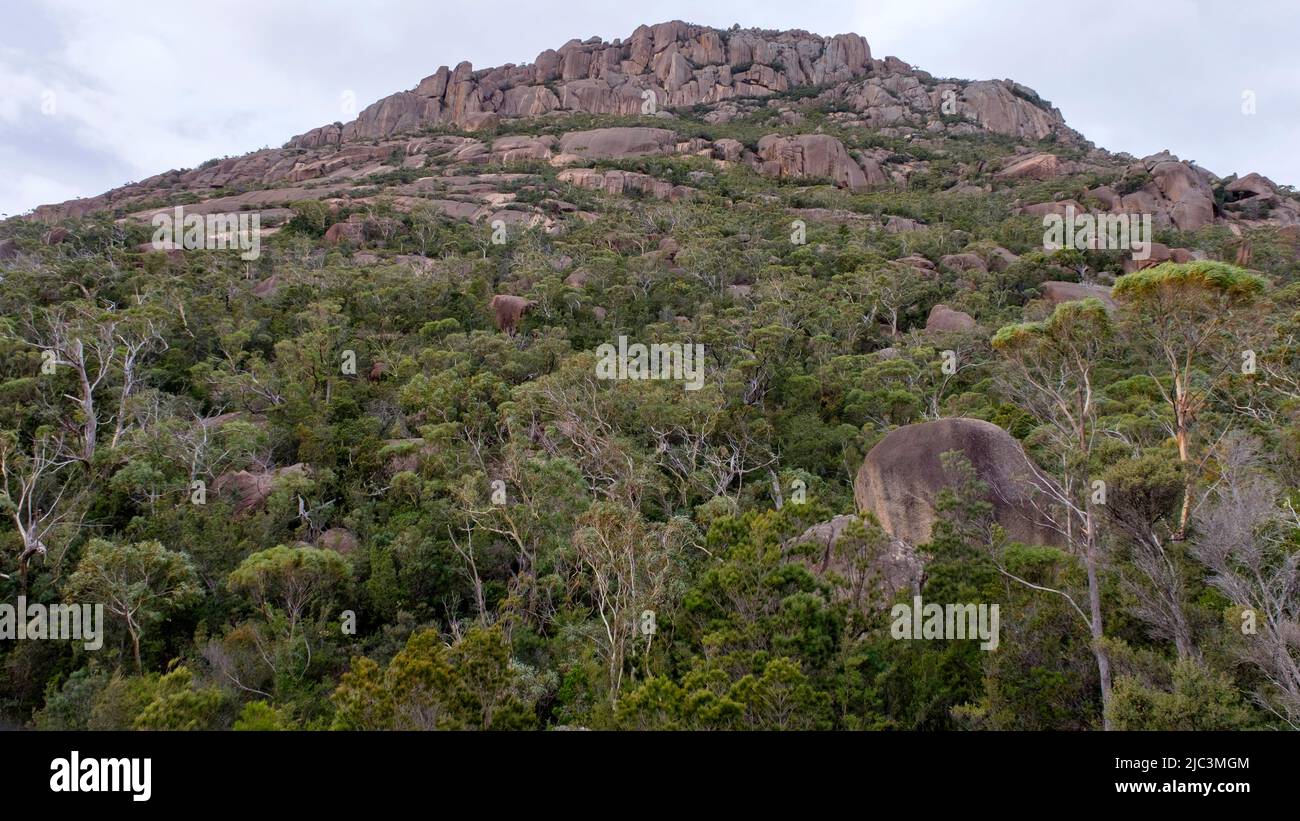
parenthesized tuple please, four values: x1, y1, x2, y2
(0, 429, 82, 594)
(1190, 434, 1300, 728)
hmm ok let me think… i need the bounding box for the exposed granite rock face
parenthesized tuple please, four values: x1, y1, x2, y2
(854, 418, 1062, 548)
(996, 152, 1067, 180)
(556, 127, 677, 159)
(282, 21, 1076, 152)
(957, 81, 1064, 141)
(833, 70, 1075, 141)
(1147, 158, 1216, 231)
(19, 22, 1082, 223)
(21, 21, 1295, 236)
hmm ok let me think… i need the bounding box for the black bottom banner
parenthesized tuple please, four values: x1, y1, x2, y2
(0, 729, 1283, 810)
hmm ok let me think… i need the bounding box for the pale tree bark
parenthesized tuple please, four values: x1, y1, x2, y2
(1190, 435, 1300, 728)
(0, 431, 81, 595)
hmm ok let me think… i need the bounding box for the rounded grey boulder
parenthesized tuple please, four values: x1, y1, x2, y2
(853, 418, 1061, 547)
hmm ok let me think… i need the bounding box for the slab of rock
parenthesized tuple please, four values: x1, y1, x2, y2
(884, 215, 924, 233)
(995, 152, 1063, 180)
(558, 168, 695, 201)
(1040, 281, 1117, 310)
(853, 418, 1062, 547)
(894, 254, 935, 270)
(492, 135, 557, 163)
(557, 127, 677, 159)
(1016, 199, 1086, 218)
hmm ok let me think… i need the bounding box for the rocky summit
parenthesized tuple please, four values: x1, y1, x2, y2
(21, 20, 1299, 240)
(2, 17, 1299, 740)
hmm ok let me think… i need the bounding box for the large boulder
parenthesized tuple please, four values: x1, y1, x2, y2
(42, 227, 70, 245)
(956, 80, 1065, 141)
(1225, 172, 1274, 199)
(324, 221, 363, 245)
(557, 127, 677, 160)
(755, 134, 868, 191)
(924, 304, 976, 332)
(1148, 159, 1215, 231)
(489, 294, 536, 334)
(853, 418, 1062, 547)
(1016, 199, 1087, 219)
(939, 253, 988, 273)
(214, 463, 310, 515)
(884, 215, 925, 233)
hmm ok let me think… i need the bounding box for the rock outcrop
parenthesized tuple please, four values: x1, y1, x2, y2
(1040, 281, 1117, 310)
(996, 152, 1066, 180)
(490, 294, 536, 334)
(289, 22, 874, 146)
(16, 20, 1294, 239)
(556, 127, 677, 159)
(1146, 158, 1216, 231)
(558, 168, 697, 201)
(755, 134, 868, 191)
(788, 514, 923, 606)
(854, 418, 1062, 548)
(214, 463, 310, 515)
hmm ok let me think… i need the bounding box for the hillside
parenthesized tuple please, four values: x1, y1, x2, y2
(0, 20, 1298, 733)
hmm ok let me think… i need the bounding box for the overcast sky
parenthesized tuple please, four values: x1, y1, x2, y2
(1, 0, 1297, 218)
